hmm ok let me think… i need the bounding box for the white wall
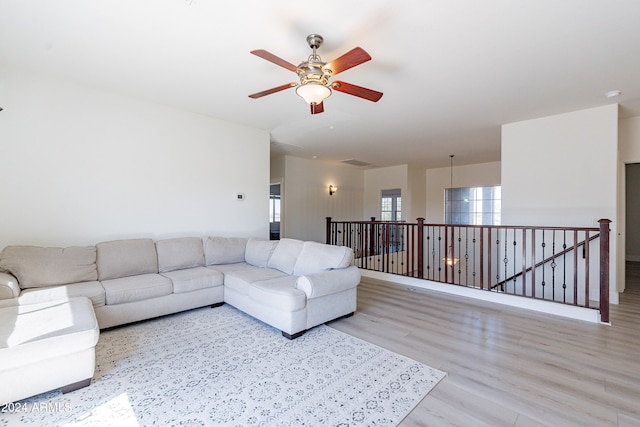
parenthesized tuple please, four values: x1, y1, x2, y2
(270, 154, 285, 181)
(282, 156, 364, 242)
(425, 161, 501, 223)
(407, 165, 426, 221)
(0, 67, 270, 249)
(502, 104, 619, 299)
(364, 165, 408, 220)
(502, 105, 618, 226)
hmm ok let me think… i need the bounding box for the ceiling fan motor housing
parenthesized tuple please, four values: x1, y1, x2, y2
(297, 34, 331, 86)
(296, 60, 330, 86)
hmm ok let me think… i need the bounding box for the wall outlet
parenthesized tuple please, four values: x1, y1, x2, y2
(236, 193, 245, 201)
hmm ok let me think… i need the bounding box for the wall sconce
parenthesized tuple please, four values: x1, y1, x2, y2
(329, 185, 338, 195)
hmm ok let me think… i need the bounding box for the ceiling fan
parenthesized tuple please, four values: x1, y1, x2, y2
(248, 34, 383, 114)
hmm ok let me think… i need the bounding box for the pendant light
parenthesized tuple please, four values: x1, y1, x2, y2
(444, 154, 459, 266)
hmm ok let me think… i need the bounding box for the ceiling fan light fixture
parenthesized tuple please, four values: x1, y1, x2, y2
(296, 82, 332, 105)
(249, 34, 382, 114)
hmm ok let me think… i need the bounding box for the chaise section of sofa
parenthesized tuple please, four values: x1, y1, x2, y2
(0, 297, 100, 404)
(213, 237, 360, 339)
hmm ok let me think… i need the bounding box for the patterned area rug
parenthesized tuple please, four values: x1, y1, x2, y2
(2, 305, 446, 426)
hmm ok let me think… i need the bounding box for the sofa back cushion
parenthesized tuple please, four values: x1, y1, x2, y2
(267, 238, 304, 275)
(204, 237, 248, 265)
(244, 239, 278, 268)
(0, 245, 98, 289)
(156, 237, 205, 273)
(96, 239, 158, 280)
(293, 242, 354, 276)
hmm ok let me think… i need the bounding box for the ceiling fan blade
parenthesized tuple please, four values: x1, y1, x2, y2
(331, 81, 383, 102)
(248, 82, 297, 99)
(324, 47, 371, 76)
(310, 102, 324, 115)
(250, 49, 298, 71)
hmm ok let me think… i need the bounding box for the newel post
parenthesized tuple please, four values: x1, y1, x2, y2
(369, 217, 376, 257)
(598, 219, 611, 323)
(326, 217, 332, 245)
(417, 218, 425, 279)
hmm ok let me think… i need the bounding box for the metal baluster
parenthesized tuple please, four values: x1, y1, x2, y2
(457, 228, 462, 285)
(438, 227, 442, 282)
(503, 228, 508, 293)
(573, 230, 579, 305)
(426, 227, 432, 280)
(541, 231, 546, 299)
(496, 230, 501, 291)
(531, 229, 536, 298)
(512, 228, 517, 293)
(465, 227, 470, 287)
(551, 230, 556, 301)
(562, 230, 567, 303)
(521, 228, 527, 297)
(472, 228, 477, 287)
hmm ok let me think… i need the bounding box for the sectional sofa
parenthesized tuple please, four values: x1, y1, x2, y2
(0, 236, 360, 403)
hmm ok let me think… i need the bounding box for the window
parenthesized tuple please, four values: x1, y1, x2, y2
(269, 184, 280, 223)
(269, 184, 281, 240)
(445, 185, 501, 225)
(381, 189, 401, 221)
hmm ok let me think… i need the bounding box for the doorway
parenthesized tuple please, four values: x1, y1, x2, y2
(270, 183, 281, 240)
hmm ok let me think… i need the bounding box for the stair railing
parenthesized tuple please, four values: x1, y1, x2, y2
(326, 217, 611, 323)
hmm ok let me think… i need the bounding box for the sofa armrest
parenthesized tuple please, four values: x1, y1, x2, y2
(0, 272, 21, 299)
(296, 266, 360, 299)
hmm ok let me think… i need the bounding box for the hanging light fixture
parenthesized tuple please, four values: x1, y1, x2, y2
(443, 246, 459, 266)
(443, 154, 459, 267)
(296, 82, 331, 105)
(295, 34, 332, 106)
(449, 154, 454, 189)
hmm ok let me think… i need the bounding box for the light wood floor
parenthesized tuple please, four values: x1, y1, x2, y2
(328, 262, 640, 426)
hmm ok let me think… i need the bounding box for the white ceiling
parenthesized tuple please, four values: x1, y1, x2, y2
(2, 0, 640, 168)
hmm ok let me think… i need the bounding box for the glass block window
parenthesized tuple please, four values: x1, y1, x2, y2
(381, 189, 401, 221)
(445, 186, 501, 225)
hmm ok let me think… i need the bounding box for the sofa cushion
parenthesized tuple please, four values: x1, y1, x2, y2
(156, 237, 205, 273)
(161, 267, 223, 293)
(267, 238, 304, 275)
(244, 239, 278, 268)
(101, 273, 172, 305)
(18, 281, 106, 308)
(0, 298, 98, 356)
(249, 276, 306, 312)
(96, 239, 158, 280)
(204, 237, 248, 265)
(224, 267, 288, 295)
(207, 263, 253, 274)
(293, 242, 354, 276)
(0, 246, 97, 289)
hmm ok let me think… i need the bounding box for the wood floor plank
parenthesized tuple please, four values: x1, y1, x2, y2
(329, 262, 640, 426)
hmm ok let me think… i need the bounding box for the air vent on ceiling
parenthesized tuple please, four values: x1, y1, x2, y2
(341, 159, 372, 167)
